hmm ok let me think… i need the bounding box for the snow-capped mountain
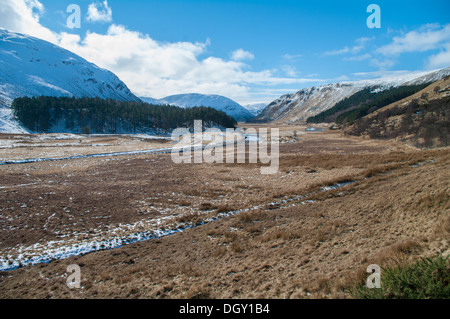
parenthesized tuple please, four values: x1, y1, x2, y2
(0, 28, 140, 133)
(256, 67, 450, 124)
(141, 93, 254, 122)
(140, 97, 165, 105)
(243, 103, 268, 117)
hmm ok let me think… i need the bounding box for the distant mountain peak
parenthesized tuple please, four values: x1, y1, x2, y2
(243, 103, 268, 117)
(141, 93, 254, 122)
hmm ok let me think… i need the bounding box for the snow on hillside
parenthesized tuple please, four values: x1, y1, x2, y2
(243, 103, 268, 117)
(141, 94, 257, 122)
(256, 67, 450, 124)
(139, 97, 167, 105)
(157, 93, 254, 122)
(0, 28, 140, 133)
(404, 67, 450, 85)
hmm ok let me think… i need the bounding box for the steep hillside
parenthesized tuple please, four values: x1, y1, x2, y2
(308, 83, 431, 125)
(0, 28, 140, 133)
(255, 67, 450, 124)
(256, 82, 365, 124)
(347, 76, 450, 148)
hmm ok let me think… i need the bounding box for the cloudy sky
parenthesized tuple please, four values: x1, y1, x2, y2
(0, 0, 449, 104)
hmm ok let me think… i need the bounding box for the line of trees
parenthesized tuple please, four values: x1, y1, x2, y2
(12, 96, 237, 133)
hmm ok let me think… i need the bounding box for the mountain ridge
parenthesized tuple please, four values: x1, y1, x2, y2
(254, 67, 450, 124)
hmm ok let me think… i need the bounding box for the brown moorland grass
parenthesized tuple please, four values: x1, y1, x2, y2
(0, 131, 448, 299)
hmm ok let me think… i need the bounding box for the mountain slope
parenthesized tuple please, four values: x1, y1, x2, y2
(0, 28, 140, 133)
(155, 93, 254, 122)
(255, 67, 450, 124)
(12, 96, 238, 134)
(243, 103, 268, 117)
(347, 76, 450, 148)
(307, 83, 431, 124)
(139, 97, 166, 105)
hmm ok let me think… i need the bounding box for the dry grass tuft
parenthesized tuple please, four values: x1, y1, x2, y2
(216, 205, 236, 213)
(259, 229, 303, 242)
(176, 213, 202, 224)
(199, 202, 219, 211)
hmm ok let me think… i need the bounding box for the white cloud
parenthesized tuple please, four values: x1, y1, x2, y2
(0, 0, 325, 103)
(0, 0, 57, 43)
(324, 37, 373, 56)
(352, 37, 372, 54)
(344, 53, 372, 62)
(373, 24, 450, 70)
(282, 53, 302, 62)
(352, 69, 416, 80)
(377, 24, 450, 55)
(324, 26, 450, 71)
(57, 25, 323, 101)
(87, 0, 113, 23)
(323, 46, 350, 56)
(230, 49, 254, 61)
(334, 75, 350, 81)
(281, 65, 298, 77)
(369, 58, 396, 70)
(427, 43, 450, 69)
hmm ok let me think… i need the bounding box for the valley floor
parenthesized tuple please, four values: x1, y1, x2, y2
(0, 127, 448, 298)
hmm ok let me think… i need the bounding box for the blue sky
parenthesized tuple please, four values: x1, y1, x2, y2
(1, 0, 450, 104)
